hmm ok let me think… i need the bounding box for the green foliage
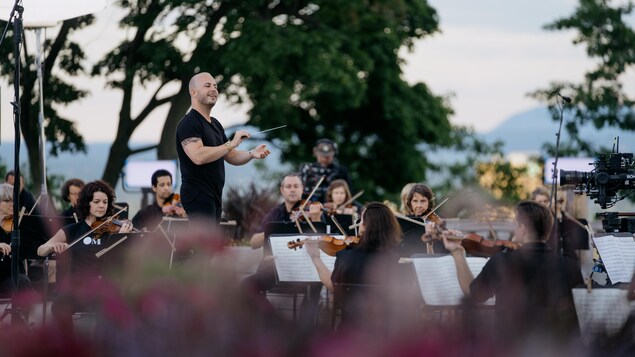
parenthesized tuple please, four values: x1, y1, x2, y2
(87, 0, 458, 197)
(0, 16, 91, 193)
(530, 0, 635, 156)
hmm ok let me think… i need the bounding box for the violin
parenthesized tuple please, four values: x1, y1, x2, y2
(1, 215, 13, 233)
(162, 193, 183, 215)
(453, 233, 520, 258)
(288, 235, 361, 256)
(90, 218, 140, 238)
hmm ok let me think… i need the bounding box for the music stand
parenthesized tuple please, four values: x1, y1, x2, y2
(397, 218, 428, 257)
(18, 215, 74, 259)
(96, 232, 147, 279)
(263, 222, 327, 323)
(329, 214, 355, 236)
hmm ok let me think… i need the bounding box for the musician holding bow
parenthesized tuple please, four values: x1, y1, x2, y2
(442, 200, 583, 343)
(132, 169, 186, 231)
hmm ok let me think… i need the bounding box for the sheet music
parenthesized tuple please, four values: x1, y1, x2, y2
(412, 256, 494, 306)
(592, 235, 635, 283)
(572, 288, 635, 343)
(269, 235, 337, 282)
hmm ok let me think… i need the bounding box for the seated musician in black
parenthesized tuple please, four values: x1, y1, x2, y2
(37, 180, 135, 327)
(307, 202, 410, 327)
(131, 169, 186, 231)
(243, 172, 322, 324)
(443, 200, 583, 342)
(0, 183, 36, 323)
(60, 178, 85, 220)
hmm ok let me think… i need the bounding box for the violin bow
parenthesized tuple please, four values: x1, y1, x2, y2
(422, 196, 450, 221)
(483, 215, 500, 241)
(330, 215, 347, 236)
(67, 206, 129, 250)
(394, 212, 427, 228)
(299, 175, 325, 212)
(95, 234, 129, 258)
(336, 190, 364, 212)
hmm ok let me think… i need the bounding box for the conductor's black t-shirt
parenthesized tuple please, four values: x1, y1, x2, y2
(176, 109, 228, 209)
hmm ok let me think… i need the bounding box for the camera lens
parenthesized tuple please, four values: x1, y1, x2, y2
(559, 170, 591, 186)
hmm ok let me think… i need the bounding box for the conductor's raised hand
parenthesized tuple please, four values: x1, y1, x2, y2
(230, 130, 251, 148)
(250, 144, 271, 159)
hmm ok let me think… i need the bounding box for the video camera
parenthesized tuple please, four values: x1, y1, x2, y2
(559, 152, 635, 209)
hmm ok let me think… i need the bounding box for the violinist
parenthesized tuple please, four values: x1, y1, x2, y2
(402, 183, 448, 255)
(324, 179, 359, 215)
(0, 183, 35, 323)
(37, 180, 135, 328)
(306, 202, 411, 326)
(131, 169, 186, 231)
(442, 200, 583, 342)
(37, 180, 135, 276)
(60, 178, 85, 220)
(242, 172, 322, 325)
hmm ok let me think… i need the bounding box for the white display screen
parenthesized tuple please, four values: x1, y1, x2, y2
(123, 160, 177, 189)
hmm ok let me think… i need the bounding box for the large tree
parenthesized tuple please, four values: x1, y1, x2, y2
(94, 0, 454, 199)
(531, 0, 635, 156)
(0, 16, 91, 193)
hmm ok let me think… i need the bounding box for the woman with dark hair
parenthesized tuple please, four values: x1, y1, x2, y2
(403, 183, 448, 255)
(306, 202, 406, 324)
(38, 180, 135, 327)
(37, 180, 135, 277)
(60, 178, 85, 219)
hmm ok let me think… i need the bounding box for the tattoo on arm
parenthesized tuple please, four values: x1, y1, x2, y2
(181, 137, 201, 148)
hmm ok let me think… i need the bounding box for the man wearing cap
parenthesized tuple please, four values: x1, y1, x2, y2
(299, 139, 352, 203)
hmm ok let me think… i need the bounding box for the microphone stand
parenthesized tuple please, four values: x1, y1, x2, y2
(549, 95, 567, 257)
(0, 0, 25, 324)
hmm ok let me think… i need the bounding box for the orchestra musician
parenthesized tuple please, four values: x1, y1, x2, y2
(323, 179, 359, 215)
(0, 183, 35, 323)
(5, 170, 37, 214)
(37, 180, 135, 327)
(442, 200, 583, 342)
(403, 183, 448, 254)
(131, 169, 186, 231)
(242, 173, 323, 324)
(306, 202, 409, 326)
(60, 178, 85, 219)
(399, 182, 417, 214)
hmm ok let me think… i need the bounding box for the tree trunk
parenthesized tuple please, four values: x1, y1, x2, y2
(157, 77, 190, 160)
(101, 133, 132, 188)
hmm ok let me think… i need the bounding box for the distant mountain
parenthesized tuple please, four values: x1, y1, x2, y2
(482, 107, 635, 154)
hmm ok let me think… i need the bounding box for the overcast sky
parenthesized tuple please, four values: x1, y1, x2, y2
(1, 0, 632, 144)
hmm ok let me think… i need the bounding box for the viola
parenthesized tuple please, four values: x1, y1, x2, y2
(288, 235, 361, 256)
(454, 233, 520, 258)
